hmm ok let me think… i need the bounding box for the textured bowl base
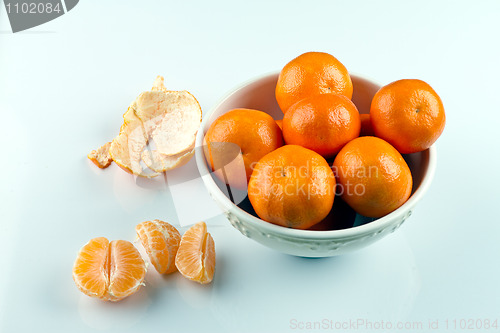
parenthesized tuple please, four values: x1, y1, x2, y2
(224, 207, 413, 257)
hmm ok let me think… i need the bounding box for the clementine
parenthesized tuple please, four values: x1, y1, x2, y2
(282, 93, 360, 158)
(332, 136, 412, 218)
(370, 79, 445, 153)
(204, 108, 284, 188)
(248, 145, 336, 229)
(275, 51, 353, 113)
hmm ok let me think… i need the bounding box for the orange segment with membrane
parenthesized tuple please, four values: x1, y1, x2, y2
(72, 237, 146, 302)
(175, 222, 215, 284)
(108, 240, 148, 301)
(72, 237, 110, 300)
(136, 220, 181, 274)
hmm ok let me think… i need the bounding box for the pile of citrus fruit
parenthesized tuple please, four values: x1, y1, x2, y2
(73, 221, 215, 301)
(205, 51, 445, 230)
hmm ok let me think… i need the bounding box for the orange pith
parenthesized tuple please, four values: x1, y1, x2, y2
(175, 222, 215, 284)
(136, 220, 181, 274)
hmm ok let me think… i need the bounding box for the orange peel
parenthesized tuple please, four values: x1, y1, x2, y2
(141, 143, 195, 173)
(87, 142, 113, 169)
(108, 76, 201, 177)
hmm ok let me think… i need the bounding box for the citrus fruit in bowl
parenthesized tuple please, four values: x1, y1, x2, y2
(195, 71, 436, 257)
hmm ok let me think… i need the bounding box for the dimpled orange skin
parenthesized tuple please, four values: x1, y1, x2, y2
(370, 79, 446, 154)
(275, 52, 353, 113)
(283, 94, 361, 158)
(204, 109, 284, 186)
(248, 145, 336, 230)
(332, 136, 413, 218)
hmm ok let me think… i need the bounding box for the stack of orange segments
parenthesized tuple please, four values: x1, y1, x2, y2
(73, 221, 215, 302)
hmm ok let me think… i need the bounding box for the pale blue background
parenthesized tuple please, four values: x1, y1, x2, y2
(1, 1, 499, 332)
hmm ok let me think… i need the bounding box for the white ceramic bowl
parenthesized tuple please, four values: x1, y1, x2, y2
(195, 72, 437, 257)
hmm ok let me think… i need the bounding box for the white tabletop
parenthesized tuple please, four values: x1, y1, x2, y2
(1, 1, 499, 332)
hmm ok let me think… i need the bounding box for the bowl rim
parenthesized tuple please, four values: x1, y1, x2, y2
(195, 71, 437, 240)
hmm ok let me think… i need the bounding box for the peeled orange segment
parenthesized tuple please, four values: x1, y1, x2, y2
(108, 76, 202, 178)
(108, 240, 148, 301)
(88, 142, 113, 169)
(141, 143, 195, 173)
(136, 220, 181, 274)
(175, 222, 215, 284)
(72, 237, 146, 302)
(72, 237, 110, 300)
